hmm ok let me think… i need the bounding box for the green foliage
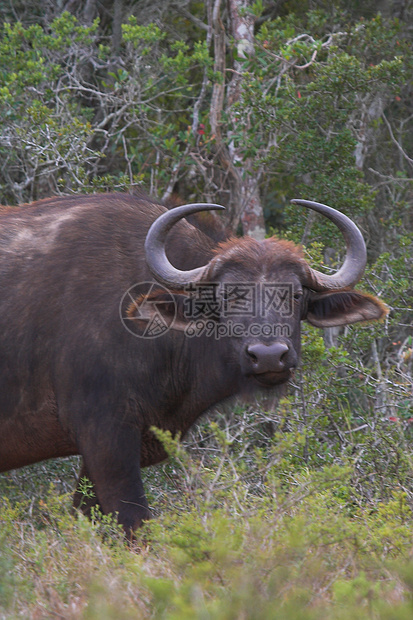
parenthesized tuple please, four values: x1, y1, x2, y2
(122, 17, 166, 47)
(3, 445, 413, 618)
(0, 11, 215, 202)
(0, 14, 101, 202)
(234, 13, 406, 227)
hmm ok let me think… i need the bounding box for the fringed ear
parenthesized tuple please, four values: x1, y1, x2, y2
(306, 290, 388, 328)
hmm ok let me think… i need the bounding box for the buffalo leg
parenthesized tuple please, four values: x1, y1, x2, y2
(76, 424, 151, 535)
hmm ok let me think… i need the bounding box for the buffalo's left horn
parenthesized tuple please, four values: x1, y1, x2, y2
(145, 203, 225, 288)
(291, 199, 367, 291)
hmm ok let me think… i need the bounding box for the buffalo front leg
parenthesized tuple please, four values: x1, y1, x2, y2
(75, 424, 151, 536)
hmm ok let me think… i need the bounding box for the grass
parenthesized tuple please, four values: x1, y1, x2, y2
(2, 400, 413, 619)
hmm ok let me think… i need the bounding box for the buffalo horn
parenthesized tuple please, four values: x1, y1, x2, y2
(144, 203, 225, 288)
(291, 199, 367, 291)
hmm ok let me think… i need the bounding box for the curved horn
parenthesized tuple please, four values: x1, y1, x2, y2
(145, 203, 225, 288)
(291, 199, 367, 291)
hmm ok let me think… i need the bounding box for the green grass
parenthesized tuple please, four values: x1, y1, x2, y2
(2, 403, 413, 619)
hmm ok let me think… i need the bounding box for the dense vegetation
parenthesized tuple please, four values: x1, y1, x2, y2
(0, 0, 412, 617)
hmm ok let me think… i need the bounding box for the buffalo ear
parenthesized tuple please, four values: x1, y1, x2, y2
(126, 292, 189, 333)
(306, 290, 388, 328)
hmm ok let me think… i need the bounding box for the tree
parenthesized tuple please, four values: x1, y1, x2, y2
(209, 0, 266, 238)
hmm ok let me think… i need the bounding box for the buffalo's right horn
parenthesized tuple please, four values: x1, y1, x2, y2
(144, 203, 225, 289)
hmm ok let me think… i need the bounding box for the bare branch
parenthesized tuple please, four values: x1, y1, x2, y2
(175, 5, 209, 32)
(192, 1, 213, 137)
(209, 0, 225, 139)
(382, 113, 413, 168)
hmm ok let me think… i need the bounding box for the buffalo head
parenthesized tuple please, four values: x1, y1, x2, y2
(137, 199, 387, 389)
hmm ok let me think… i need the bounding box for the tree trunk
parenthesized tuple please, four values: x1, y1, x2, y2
(112, 0, 124, 54)
(209, 0, 266, 239)
(227, 0, 266, 239)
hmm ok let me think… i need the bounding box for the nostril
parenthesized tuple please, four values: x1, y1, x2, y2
(245, 346, 258, 364)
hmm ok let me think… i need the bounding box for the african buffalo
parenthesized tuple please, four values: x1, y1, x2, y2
(0, 193, 387, 533)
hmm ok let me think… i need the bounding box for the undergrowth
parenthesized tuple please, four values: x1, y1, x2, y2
(2, 400, 413, 619)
